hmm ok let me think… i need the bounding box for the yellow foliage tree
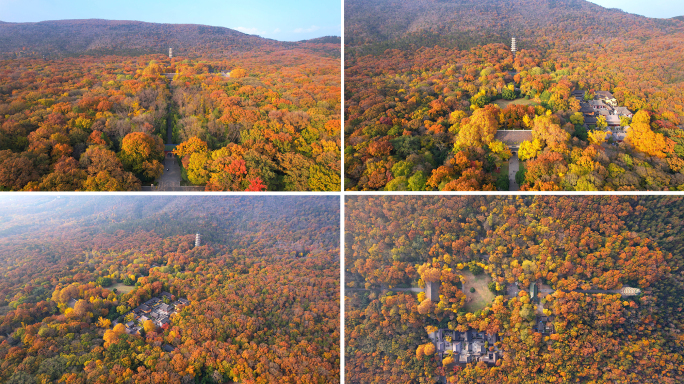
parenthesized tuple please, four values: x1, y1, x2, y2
(596, 115, 608, 129)
(449, 110, 467, 125)
(488, 140, 512, 161)
(416, 344, 425, 359)
(417, 299, 436, 315)
(143, 319, 156, 333)
(104, 323, 126, 347)
(424, 343, 436, 356)
(455, 107, 499, 148)
(142, 60, 162, 76)
(187, 152, 211, 185)
(626, 111, 675, 158)
(231, 68, 247, 78)
(173, 137, 208, 159)
(119, 132, 164, 178)
(417, 263, 441, 283)
(588, 130, 608, 145)
(97, 317, 112, 328)
(532, 115, 570, 153)
(523, 114, 533, 128)
(518, 138, 543, 161)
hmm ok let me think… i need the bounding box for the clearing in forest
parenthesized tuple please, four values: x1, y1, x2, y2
(492, 98, 540, 109)
(461, 271, 495, 313)
(110, 283, 135, 294)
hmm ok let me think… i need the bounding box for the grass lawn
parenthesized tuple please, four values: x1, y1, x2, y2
(500, 162, 509, 175)
(110, 283, 135, 294)
(461, 271, 495, 313)
(493, 98, 540, 109)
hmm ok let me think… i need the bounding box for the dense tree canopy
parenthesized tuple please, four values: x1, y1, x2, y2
(346, 196, 684, 383)
(0, 196, 340, 383)
(344, 0, 684, 191)
(0, 28, 341, 190)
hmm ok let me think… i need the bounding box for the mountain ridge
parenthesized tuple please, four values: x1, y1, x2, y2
(0, 19, 338, 58)
(345, 0, 684, 53)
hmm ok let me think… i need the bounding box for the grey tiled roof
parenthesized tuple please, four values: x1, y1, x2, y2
(495, 130, 533, 147)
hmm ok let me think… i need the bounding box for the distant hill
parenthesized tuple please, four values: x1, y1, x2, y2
(0, 19, 338, 58)
(674, 16, 684, 22)
(0, 195, 337, 244)
(303, 36, 341, 44)
(345, 0, 684, 53)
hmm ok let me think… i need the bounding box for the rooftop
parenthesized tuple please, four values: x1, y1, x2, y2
(495, 130, 533, 148)
(596, 91, 615, 98)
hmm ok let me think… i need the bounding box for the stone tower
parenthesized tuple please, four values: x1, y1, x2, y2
(169, 48, 173, 59)
(511, 37, 517, 57)
(195, 233, 201, 247)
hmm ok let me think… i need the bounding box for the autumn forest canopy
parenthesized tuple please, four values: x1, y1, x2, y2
(345, 195, 684, 383)
(345, 0, 684, 191)
(0, 196, 340, 383)
(0, 19, 341, 191)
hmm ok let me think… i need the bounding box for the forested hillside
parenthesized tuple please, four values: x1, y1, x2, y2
(0, 196, 340, 383)
(345, 196, 684, 383)
(0, 41, 340, 190)
(0, 19, 340, 59)
(345, 0, 683, 51)
(344, 0, 684, 191)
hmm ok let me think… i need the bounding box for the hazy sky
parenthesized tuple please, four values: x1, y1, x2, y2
(0, 0, 341, 41)
(588, 0, 684, 18)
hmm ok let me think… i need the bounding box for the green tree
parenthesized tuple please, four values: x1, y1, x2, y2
(502, 88, 516, 100)
(469, 263, 484, 275)
(407, 171, 427, 191)
(515, 165, 526, 185)
(570, 112, 584, 126)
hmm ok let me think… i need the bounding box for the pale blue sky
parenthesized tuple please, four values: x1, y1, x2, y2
(0, 0, 341, 41)
(588, 0, 684, 18)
